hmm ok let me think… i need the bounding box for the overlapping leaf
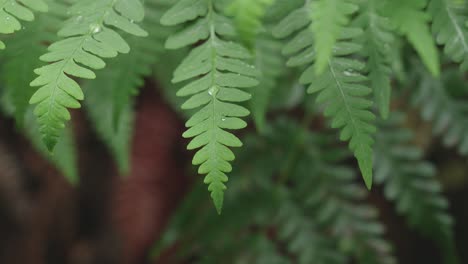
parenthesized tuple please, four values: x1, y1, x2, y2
(385, 0, 440, 76)
(355, 0, 394, 119)
(274, 3, 376, 188)
(0, 0, 48, 49)
(429, 0, 468, 70)
(161, 0, 258, 213)
(29, 0, 147, 151)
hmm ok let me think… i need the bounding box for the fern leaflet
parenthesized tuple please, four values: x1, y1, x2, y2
(384, 0, 440, 76)
(429, 0, 468, 69)
(375, 113, 457, 263)
(29, 0, 147, 151)
(356, 0, 394, 119)
(226, 0, 274, 49)
(1, 0, 65, 125)
(0, 0, 48, 49)
(414, 68, 468, 155)
(161, 0, 258, 213)
(310, 0, 358, 74)
(274, 3, 376, 188)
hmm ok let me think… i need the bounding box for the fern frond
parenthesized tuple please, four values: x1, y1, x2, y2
(274, 4, 376, 188)
(374, 113, 457, 262)
(250, 33, 284, 133)
(0, 0, 78, 183)
(413, 68, 468, 155)
(24, 109, 79, 183)
(310, 0, 359, 74)
(161, 0, 259, 213)
(356, 0, 394, 119)
(275, 195, 346, 264)
(226, 0, 274, 48)
(298, 160, 396, 264)
(29, 0, 147, 151)
(385, 0, 440, 76)
(429, 0, 468, 69)
(0, 0, 48, 49)
(1, 0, 65, 125)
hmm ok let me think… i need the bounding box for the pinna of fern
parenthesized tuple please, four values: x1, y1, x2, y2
(161, 0, 259, 213)
(412, 68, 468, 155)
(273, 0, 376, 189)
(0, 0, 79, 183)
(0, 0, 48, 49)
(29, 0, 147, 151)
(374, 113, 457, 263)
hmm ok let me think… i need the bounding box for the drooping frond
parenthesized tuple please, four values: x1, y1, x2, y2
(413, 68, 468, 155)
(384, 0, 440, 76)
(275, 195, 346, 264)
(374, 113, 457, 263)
(429, 0, 468, 70)
(247, 2, 292, 133)
(161, 0, 259, 213)
(250, 33, 284, 133)
(297, 158, 396, 264)
(225, 0, 274, 48)
(355, 0, 394, 119)
(277, 119, 396, 264)
(0, 0, 78, 183)
(310, 0, 359, 74)
(274, 3, 376, 188)
(23, 109, 79, 183)
(0, 0, 48, 49)
(1, 0, 65, 125)
(29, 0, 147, 151)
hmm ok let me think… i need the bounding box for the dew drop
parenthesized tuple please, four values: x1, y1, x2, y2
(89, 23, 102, 34)
(221, 117, 226, 121)
(343, 70, 353, 76)
(208, 86, 219, 96)
(76, 15, 83, 22)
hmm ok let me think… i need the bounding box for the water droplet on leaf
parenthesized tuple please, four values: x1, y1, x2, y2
(208, 86, 219, 96)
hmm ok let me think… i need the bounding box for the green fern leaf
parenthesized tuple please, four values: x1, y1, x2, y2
(274, 4, 376, 188)
(356, 0, 394, 119)
(250, 33, 284, 133)
(429, 0, 468, 69)
(161, 0, 259, 213)
(24, 109, 79, 184)
(385, 0, 440, 76)
(0, 0, 78, 183)
(226, 0, 274, 48)
(29, 0, 147, 152)
(375, 113, 457, 263)
(1, 0, 66, 125)
(0, 0, 48, 49)
(310, 0, 358, 74)
(414, 68, 468, 156)
(276, 191, 346, 264)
